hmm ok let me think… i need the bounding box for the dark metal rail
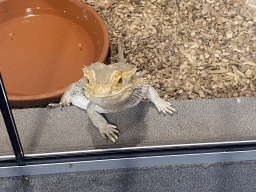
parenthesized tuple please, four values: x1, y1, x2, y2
(0, 73, 24, 166)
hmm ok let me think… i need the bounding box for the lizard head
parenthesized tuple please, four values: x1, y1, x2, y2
(82, 62, 141, 108)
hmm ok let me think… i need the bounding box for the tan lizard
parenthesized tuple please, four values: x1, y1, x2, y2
(48, 38, 177, 142)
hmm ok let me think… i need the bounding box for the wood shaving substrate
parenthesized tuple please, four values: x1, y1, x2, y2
(80, 0, 256, 101)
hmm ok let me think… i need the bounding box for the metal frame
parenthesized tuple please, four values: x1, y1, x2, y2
(1, 72, 256, 177)
(0, 73, 24, 166)
(1, 150, 256, 177)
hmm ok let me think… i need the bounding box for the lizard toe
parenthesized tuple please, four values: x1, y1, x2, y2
(100, 124, 119, 142)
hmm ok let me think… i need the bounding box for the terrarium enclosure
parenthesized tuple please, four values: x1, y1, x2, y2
(1, 0, 256, 158)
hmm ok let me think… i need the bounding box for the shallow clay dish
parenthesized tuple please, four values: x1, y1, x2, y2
(0, 0, 109, 107)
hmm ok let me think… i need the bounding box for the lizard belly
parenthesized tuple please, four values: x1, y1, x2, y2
(71, 96, 108, 113)
(71, 96, 90, 110)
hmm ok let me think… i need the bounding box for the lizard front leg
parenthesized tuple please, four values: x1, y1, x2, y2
(87, 103, 119, 142)
(145, 85, 177, 114)
(48, 83, 77, 108)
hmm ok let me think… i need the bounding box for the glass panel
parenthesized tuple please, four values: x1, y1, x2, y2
(1, 0, 256, 156)
(0, 96, 254, 156)
(0, 115, 15, 158)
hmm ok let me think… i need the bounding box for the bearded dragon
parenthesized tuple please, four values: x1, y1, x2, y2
(48, 38, 177, 142)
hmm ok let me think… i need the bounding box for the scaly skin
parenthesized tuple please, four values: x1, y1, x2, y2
(48, 38, 177, 142)
(48, 73, 177, 142)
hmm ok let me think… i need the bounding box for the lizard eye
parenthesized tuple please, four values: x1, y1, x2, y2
(85, 77, 89, 84)
(118, 77, 122, 84)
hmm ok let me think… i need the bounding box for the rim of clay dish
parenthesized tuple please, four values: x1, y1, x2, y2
(3, 0, 109, 107)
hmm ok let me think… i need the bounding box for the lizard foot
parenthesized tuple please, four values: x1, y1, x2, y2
(155, 99, 177, 115)
(99, 124, 119, 143)
(47, 102, 70, 108)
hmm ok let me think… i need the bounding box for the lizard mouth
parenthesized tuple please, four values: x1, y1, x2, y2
(93, 84, 133, 99)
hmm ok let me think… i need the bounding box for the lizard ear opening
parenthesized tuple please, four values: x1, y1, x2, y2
(122, 67, 137, 80)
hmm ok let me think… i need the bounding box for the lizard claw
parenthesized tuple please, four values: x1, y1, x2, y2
(156, 100, 177, 115)
(47, 103, 61, 108)
(99, 124, 119, 143)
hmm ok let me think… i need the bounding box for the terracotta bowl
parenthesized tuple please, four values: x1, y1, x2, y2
(0, 0, 109, 107)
